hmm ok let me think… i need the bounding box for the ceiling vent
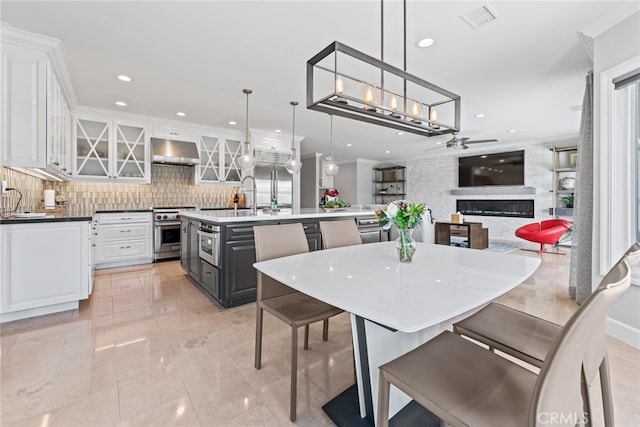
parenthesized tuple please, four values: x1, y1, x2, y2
(460, 4, 500, 29)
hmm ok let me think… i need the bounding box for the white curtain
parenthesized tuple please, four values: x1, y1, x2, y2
(569, 72, 594, 304)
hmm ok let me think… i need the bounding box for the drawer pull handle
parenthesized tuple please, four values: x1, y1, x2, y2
(205, 271, 212, 275)
(121, 217, 132, 220)
(120, 245, 132, 249)
(120, 229, 132, 233)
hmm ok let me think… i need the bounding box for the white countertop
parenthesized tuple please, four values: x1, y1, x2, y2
(254, 242, 540, 333)
(179, 207, 378, 223)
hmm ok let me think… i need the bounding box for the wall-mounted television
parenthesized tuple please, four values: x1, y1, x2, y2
(458, 150, 525, 187)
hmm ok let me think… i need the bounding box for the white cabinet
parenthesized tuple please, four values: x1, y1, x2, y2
(0, 34, 72, 179)
(46, 62, 72, 177)
(1, 221, 91, 322)
(0, 43, 47, 168)
(195, 130, 244, 185)
(94, 212, 153, 268)
(74, 114, 150, 182)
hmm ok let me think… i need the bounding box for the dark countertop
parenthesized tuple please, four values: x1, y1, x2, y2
(0, 207, 255, 224)
(94, 209, 152, 214)
(0, 215, 92, 224)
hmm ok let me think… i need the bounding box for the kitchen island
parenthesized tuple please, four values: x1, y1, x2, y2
(179, 208, 383, 308)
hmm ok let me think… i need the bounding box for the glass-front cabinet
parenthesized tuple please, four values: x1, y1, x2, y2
(195, 131, 243, 185)
(74, 113, 149, 182)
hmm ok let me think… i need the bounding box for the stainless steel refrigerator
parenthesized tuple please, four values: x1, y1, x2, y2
(253, 163, 292, 208)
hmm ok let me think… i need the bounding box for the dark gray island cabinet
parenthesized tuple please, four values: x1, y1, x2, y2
(179, 210, 380, 308)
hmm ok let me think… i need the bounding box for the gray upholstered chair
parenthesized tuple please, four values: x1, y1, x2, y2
(319, 219, 362, 249)
(253, 223, 344, 422)
(377, 244, 639, 427)
(452, 242, 640, 427)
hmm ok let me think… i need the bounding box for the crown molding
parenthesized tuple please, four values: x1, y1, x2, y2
(577, 2, 640, 60)
(1, 22, 78, 108)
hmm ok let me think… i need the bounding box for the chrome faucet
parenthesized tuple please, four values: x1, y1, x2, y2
(241, 175, 257, 215)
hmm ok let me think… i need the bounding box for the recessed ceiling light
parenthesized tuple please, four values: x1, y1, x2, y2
(416, 38, 435, 48)
(228, 121, 237, 125)
(436, 141, 443, 145)
(507, 129, 518, 133)
(274, 129, 282, 133)
(480, 155, 487, 158)
(474, 113, 485, 118)
(176, 112, 186, 117)
(499, 159, 505, 162)
(396, 132, 404, 136)
(116, 75, 132, 82)
(384, 150, 391, 154)
(115, 101, 127, 107)
(346, 143, 353, 147)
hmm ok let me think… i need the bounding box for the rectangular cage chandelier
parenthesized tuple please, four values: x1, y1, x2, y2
(306, 41, 461, 138)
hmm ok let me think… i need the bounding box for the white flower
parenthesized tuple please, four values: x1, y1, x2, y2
(385, 202, 398, 219)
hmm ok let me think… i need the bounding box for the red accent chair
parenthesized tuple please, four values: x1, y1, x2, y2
(515, 219, 572, 255)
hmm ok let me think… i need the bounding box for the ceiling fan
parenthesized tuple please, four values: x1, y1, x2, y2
(426, 133, 498, 151)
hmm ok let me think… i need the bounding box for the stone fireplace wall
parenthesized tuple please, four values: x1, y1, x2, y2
(406, 144, 554, 241)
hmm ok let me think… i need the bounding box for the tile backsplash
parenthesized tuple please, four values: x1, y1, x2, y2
(0, 167, 46, 215)
(2, 165, 238, 214)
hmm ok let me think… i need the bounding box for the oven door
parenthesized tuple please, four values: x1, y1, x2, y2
(155, 222, 182, 253)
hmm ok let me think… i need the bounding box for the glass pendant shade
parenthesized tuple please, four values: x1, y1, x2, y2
(285, 150, 302, 174)
(239, 88, 256, 171)
(324, 155, 339, 176)
(285, 101, 302, 174)
(324, 115, 339, 177)
(238, 145, 256, 170)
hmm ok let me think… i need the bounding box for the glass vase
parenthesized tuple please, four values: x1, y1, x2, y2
(395, 228, 416, 262)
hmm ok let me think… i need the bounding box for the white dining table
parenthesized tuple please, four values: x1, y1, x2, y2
(254, 241, 541, 425)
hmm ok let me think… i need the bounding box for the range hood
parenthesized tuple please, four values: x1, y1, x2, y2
(151, 137, 200, 166)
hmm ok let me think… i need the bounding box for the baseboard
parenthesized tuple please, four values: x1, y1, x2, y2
(607, 316, 640, 349)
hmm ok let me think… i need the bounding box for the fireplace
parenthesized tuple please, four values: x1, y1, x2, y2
(456, 199, 534, 218)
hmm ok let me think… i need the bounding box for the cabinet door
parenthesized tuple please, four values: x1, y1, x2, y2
(1, 222, 89, 314)
(180, 220, 189, 272)
(46, 63, 72, 176)
(222, 137, 242, 183)
(188, 223, 200, 282)
(224, 240, 257, 305)
(306, 233, 322, 252)
(197, 134, 222, 183)
(1, 44, 47, 167)
(114, 122, 149, 180)
(75, 116, 111, 178)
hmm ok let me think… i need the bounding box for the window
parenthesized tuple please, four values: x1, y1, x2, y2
(599, 56, 640, 277)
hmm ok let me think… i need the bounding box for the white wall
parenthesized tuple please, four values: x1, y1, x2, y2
(593, 11, 640, 347)
(406, 144, 555, 241)
(334, 162, 357, 205)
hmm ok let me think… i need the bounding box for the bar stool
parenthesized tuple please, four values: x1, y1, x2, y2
(319, 220, 362, 249)
(377, 244, 639, 427)
(452, 242, 640, 427)
(253, 223, 344, 422)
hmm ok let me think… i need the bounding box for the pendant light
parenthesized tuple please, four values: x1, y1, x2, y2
(324, 115, 339, 177)
(284, 101, 303, 174)
(238, 88, 257, 170)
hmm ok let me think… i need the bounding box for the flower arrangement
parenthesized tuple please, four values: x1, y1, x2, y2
(375, 200, 427, 230)
(376, 200, 427, 262)
(324, 188, 340, 198)
(321, 188, 351, 208)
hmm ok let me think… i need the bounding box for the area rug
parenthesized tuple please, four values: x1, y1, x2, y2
(484, 239, 526, 253)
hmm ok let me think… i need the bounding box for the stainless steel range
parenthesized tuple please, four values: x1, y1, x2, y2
(153, 207, 195, 261)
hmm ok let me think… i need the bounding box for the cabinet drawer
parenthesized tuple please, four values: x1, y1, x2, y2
(226, 224, 256, 241)
(99, 223, 151, 241)
(95, 212, 151, 225)
(200, 260, 219, 299)
(96, 240, 151, 263)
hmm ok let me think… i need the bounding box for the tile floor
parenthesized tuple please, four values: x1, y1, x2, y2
(1, 245, 639, 426)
